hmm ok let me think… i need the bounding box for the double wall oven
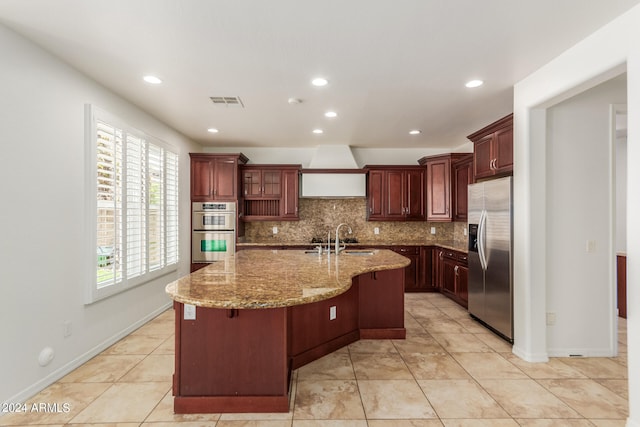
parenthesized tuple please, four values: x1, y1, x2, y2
(192, 202, 236, 262)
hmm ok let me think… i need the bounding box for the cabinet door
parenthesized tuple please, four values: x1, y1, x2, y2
(405, 169, 426, 220)
(419, 246, 439, 292)
(262, 170, 281, 198)
(385, 170, 406, 219)
(213, 158, 238, 200)
(456, 264, 469, 307)
(191, 158, 213, 200)
(493, 125, 513, 174)
(426, 158, 451, 221)
(242, 169, 262, 198)
(367, 170, 385, 219)
(473, 134, 494, 180)
(392, 246, 419, 291)
(453, 158, 473, 222)
(440, 256, 457, 297)
(280, 169, 299, 219)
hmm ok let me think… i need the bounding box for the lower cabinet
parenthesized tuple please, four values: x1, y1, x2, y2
(437, 249, 469, 308)
(389, 246, 422, 291)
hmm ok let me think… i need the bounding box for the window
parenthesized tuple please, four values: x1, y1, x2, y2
(87, 105, 179, 303)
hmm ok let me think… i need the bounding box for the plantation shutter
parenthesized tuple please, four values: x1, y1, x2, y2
(165, 151, 179, 265)
(126, 134, 147, 279)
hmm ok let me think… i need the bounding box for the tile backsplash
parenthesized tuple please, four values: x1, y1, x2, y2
(243, 198, 468, 243)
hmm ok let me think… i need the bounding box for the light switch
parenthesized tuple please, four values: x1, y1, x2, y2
(184, 304, 196, 320)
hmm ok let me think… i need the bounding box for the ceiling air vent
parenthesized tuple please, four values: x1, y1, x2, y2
(210, 96, 244, 108)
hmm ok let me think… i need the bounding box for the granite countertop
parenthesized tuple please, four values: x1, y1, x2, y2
(237, 240, 468, 253)
(166, 249, 410, 309)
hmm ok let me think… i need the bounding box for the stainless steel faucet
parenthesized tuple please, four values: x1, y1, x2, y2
(335, 223, 352, 254)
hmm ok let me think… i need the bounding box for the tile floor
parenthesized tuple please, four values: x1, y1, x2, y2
(0, 293, 629, 426)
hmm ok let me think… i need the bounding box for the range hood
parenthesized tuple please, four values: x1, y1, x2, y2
(300, 145, 366, 198)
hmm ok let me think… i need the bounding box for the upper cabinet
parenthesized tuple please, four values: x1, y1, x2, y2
(240, 165, 300, 221)
(418, 153, 473, 222)
(452, 154, 474, 222)
(190, 153, 248, 201)
(467, 113, 513, 181)
(365, 166, 425, 221)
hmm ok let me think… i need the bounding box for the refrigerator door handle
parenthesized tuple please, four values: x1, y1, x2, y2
(478, 209, 488, 271)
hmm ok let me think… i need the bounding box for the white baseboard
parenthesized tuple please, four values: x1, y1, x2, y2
(512, 344, 549, 362)
(0, 302, 172, 413)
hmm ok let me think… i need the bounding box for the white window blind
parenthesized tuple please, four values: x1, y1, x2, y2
(87, 106, 179, 303)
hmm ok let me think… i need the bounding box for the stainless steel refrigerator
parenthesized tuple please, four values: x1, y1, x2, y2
(467, 176, 513, 342)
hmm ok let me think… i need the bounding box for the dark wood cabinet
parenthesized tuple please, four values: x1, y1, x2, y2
(419, 246, 439, 292)
(617, 255, 627, 319)
(389, 246, 421, 291)
(240, 165, 300, 221)
(419, 154, 472, 222)
(437, 249, 469, 308)
(365, 166, 425, 221)
(452, 155, 474, 222)
(358, 268, 406, 338)
(467, 113, 513, 181)
(190, 153, 248, 202)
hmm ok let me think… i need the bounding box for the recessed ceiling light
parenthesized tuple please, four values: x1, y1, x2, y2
(409, 130, 421, 135)
(143, 75, 162, 84)
(312, 129, 324, 134)
(207, 128, 219, 133)
(311, 77, 328, 87)
(465, 79, 483, 88)
(324, 111, 337, 118)
(288, 97, 302, 104)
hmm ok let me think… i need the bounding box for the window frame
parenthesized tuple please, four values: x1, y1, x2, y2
(85, 104, 179, 304)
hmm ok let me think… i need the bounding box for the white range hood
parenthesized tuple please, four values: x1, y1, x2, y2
(300, 145, 366, 198)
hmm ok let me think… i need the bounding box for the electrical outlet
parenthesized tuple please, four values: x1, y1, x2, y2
(430, 227, 436, 235)
(546, 312, 556, 326)
(374, 227, 380, 235)
(585, 240, 596, 253)
(272, 226, 278, 234)
(184, 304, 196, 320)
(463, 228, 468, 236)
(329, 306, 337, 320)
(63, 320, 72, 338)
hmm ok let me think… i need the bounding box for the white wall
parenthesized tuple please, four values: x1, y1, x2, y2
(203, 145, 473, 167)
(513, 5, 639, 425)
(545, 76, 626, 356)
(617, 133, 628, 254)
(0, 24, 199, 404)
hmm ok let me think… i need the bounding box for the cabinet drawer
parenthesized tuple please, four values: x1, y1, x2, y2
(392, 246, 419, 255)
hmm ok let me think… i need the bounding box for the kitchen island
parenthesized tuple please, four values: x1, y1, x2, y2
(165, 249, 410, 414)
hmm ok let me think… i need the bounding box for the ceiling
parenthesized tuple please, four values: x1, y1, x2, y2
(0, 0, 638, 150)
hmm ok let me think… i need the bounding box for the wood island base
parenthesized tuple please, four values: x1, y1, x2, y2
(172, 267, 405, 414)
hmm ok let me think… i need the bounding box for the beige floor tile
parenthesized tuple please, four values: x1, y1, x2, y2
(215, 420, 293, 426)
(560, 357, 628, 379)
(59, 355, 145, 383)
(131, 318, 174, 337)
(151, 335, 176, 355)
(500, 354, 587, 379)
(595, 379, 629, 400)
(537, 379, 628, 419)
(441, 420, 518, 427)
(419, 379, 508, 419)
(296, 351, 355, 381)
(118, 354, 176, 383)
(409, 306, 450, 320)
(347, 339, 398, 354)
(515, 420, 595, 426)
(589, 420, 628, 426)
(430, 334, 492, 353)
(368, 420, 444, 427)
(144, 390, 221, 423)
(358, 380, 437, 419)
(436, 306, 470, 319)
(292, 420, 369, 427)
(293, 380, 365, 420)
(69, 382, 170, 423)
(0, 382, 110, 426)
(403, 353, 470, 380)
(473, 333, 513, 353)
(454, 317, 491, 334)
(219, 413, 293, 421)
(609, 353, 627, 367)
(103, 334, 167, 355)
(478, 379, 580, 418)
(393, 335, 446, 355)
(351, 352, 413, 380)
(450, 353, 526, 380)
(418, 318, 469, 334)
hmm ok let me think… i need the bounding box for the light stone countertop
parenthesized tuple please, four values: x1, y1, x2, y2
(166, 249, 410, 309)
(237, 240, 468, 253)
